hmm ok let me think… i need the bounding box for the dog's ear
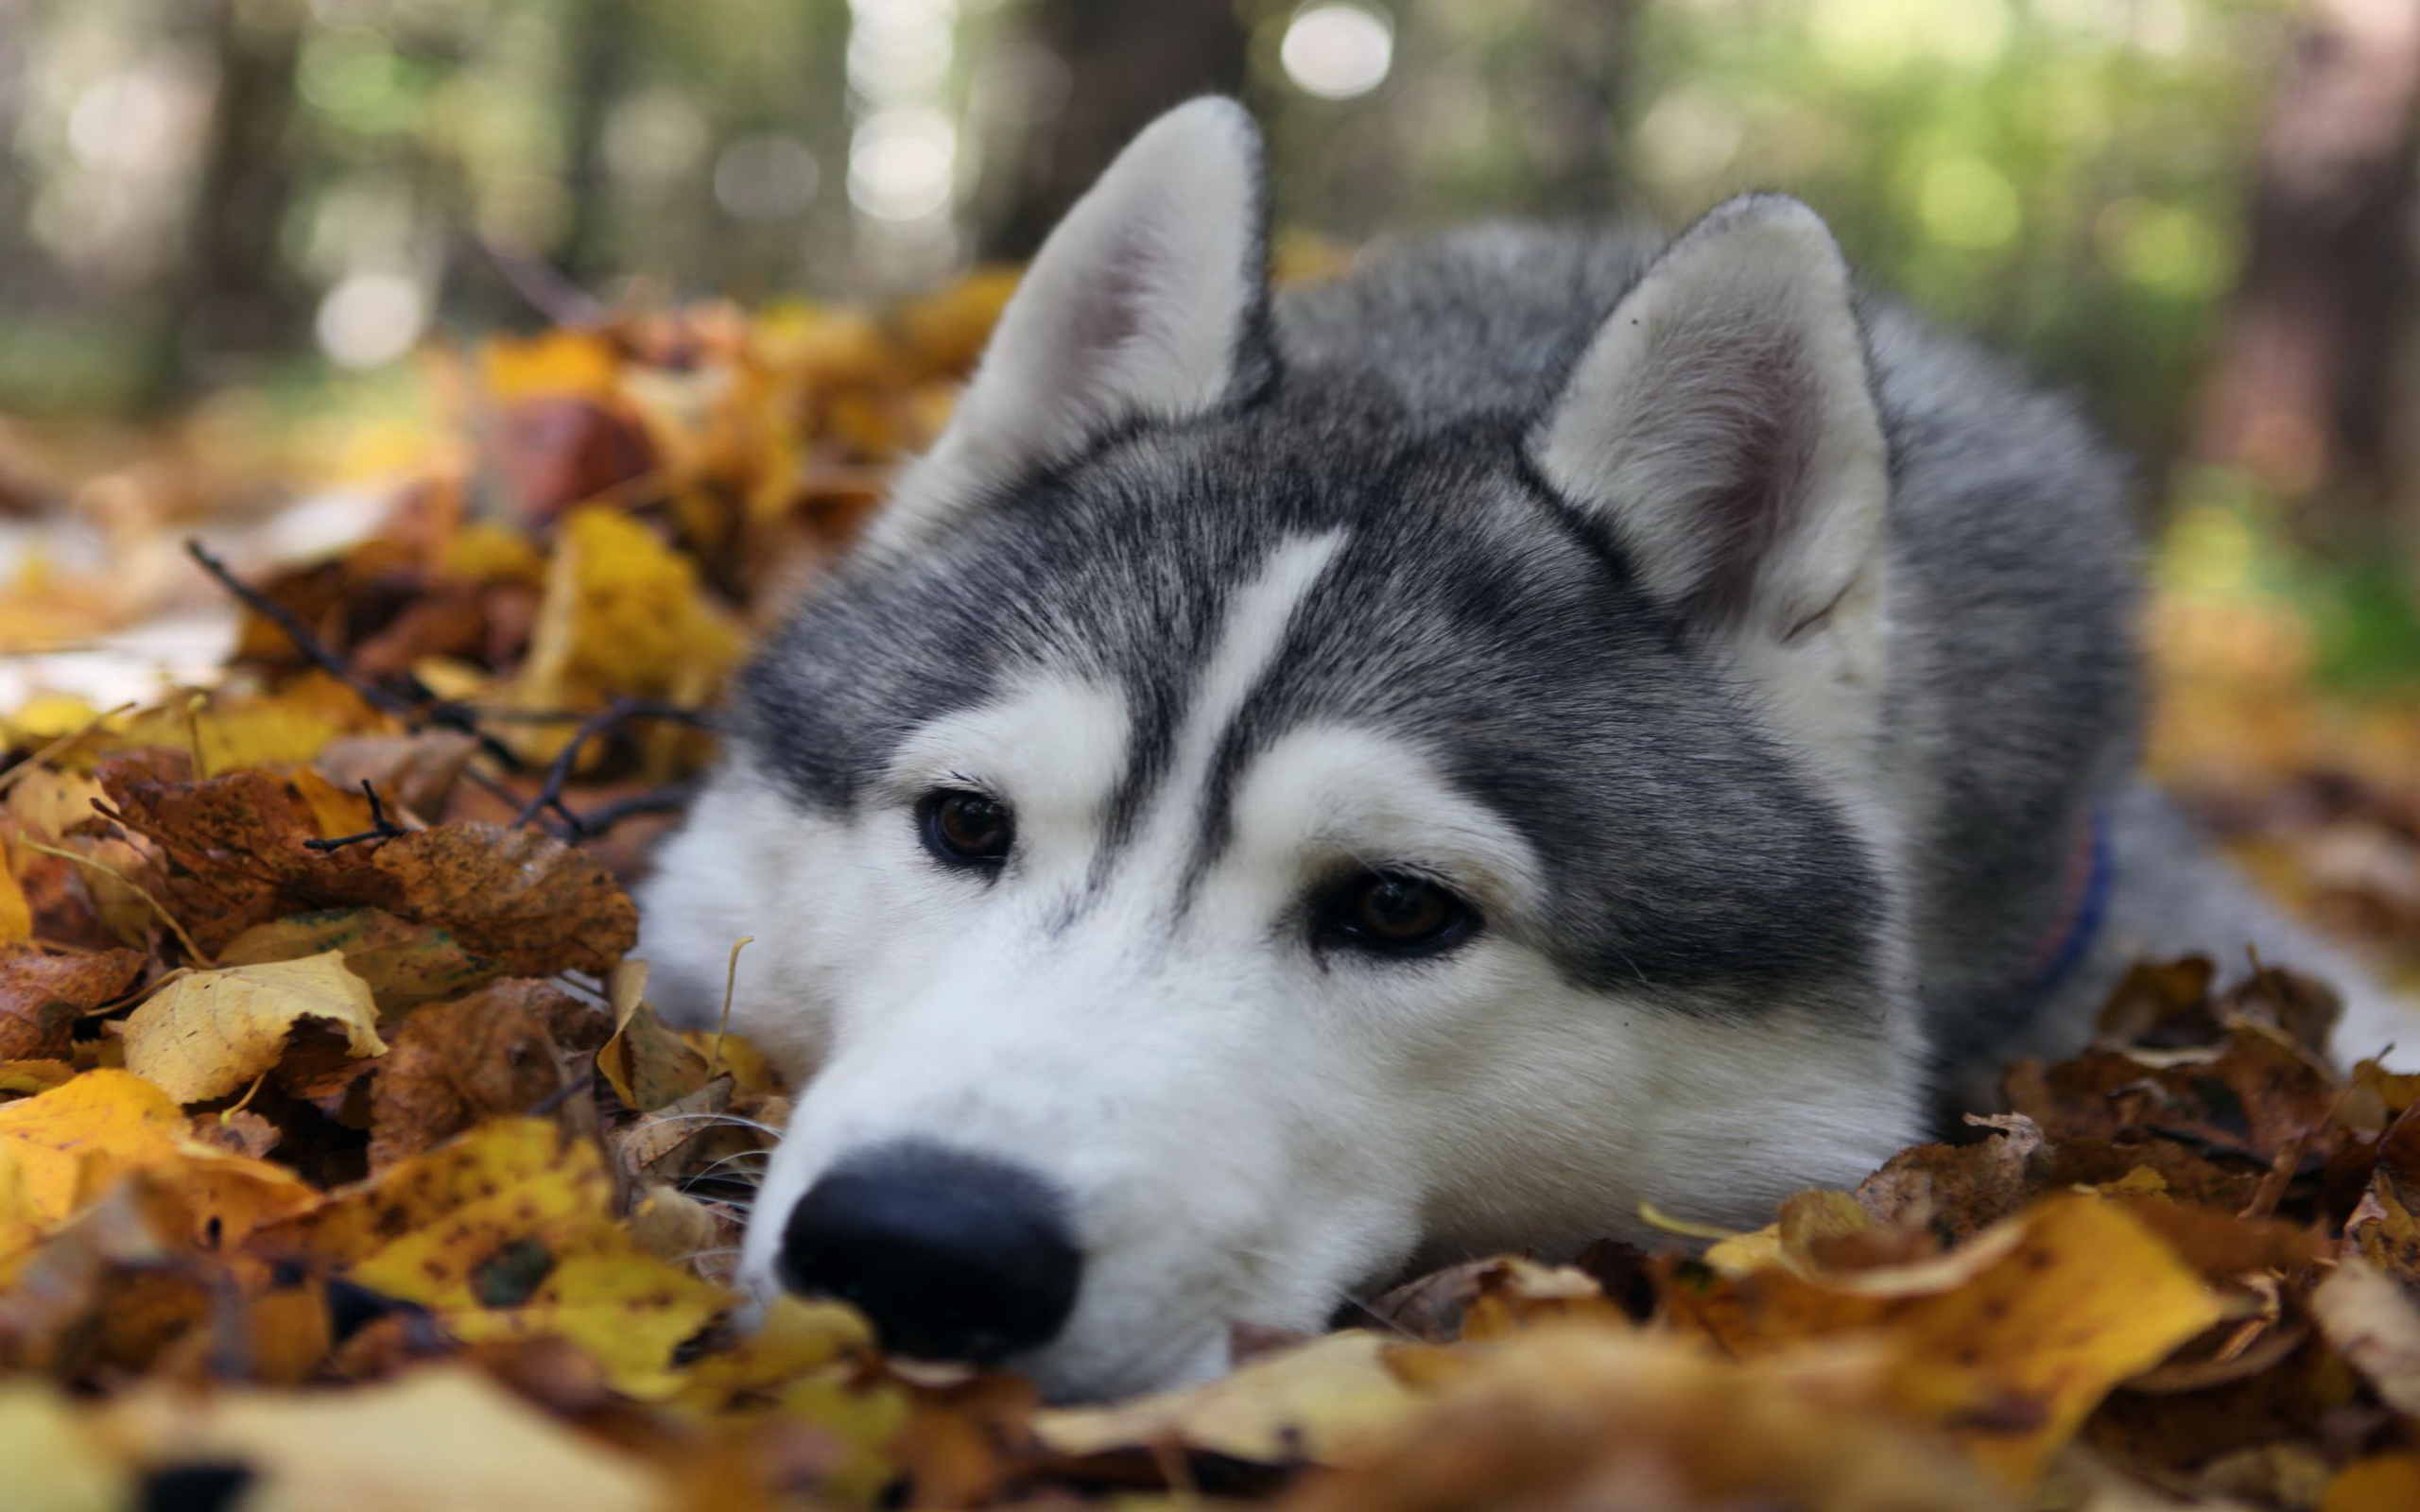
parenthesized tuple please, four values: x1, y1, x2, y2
(869, 97, 1271, 552)
(1532, 195, 1888, 650)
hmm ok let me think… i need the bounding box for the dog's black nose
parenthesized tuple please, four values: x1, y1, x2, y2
(778, 1142, 1081, 1363)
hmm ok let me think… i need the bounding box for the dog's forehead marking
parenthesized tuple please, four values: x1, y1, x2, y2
(1115, 529, 1347, 891)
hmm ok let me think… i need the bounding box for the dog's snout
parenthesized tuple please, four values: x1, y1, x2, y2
(778, 1142, 1081, 1363)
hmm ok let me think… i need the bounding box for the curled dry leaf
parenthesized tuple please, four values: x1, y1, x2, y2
(338, 823, 637, 977)
(1665, 1194, 2227, 1487)
(368, 978, 577, 1169)
(2310, 1261, 2420, 1417)
(99, 761, 638, 975)
(119, 950, 386, 1106)
(0, 944, 144, 1060)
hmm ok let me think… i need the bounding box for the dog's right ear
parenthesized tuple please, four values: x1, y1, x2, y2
(867, 98, 1272, 554)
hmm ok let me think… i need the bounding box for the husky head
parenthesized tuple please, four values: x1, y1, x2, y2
(639, 98, 1927, 1400)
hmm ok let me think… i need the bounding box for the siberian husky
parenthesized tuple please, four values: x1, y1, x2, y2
(637, 98, 2404, 1400)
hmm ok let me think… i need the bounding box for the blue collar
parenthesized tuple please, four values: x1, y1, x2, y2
(2011, 810, 2115, 1012)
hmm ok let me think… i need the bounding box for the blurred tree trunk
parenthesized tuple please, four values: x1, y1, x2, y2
(559, 0, 641, 288)
(979, 0, 1249, 259)
(2195, 0, 2420, 537)
(152, 0, 307, 404)
(1518, 0, 1639, 218)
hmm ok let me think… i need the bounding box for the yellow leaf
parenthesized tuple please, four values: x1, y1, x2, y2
(1034, 1331, 1419, 1465)
(120, 951, 386, 1105)
(266, 1119, 729, 1396)
(0, 1382, 127, 1512)
(1668, 1194, 2224, 1487)
(3, 768, 103, 840)
(2325, 1454, 2420, 1512)
(103, 1366, 665, 1512)
(515, 508, 740, 716)
(483, 328, 621, 402)
(0, 848, 28, 944)
(0, 1069, 315, 1244)
(443, 1250, 729, 1397)
(0, 1069, 184, 1221)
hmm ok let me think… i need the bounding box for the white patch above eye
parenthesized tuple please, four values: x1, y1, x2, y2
(1200, 723, 1544, 936)
(885, 676, 1132, 878)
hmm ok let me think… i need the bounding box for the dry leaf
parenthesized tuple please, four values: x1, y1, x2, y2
(120, 950, 385, 1105)
(368, 979, 572, 1168)
(1036, 1331, 1419, 1465)
(102, 1365, 666, 1512)
(0, 945, 143, 1060)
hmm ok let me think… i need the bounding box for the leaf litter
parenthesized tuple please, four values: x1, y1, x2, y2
(0, 277, 2417, 1510)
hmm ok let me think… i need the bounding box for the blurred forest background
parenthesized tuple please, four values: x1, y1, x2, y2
(1, 0, 2417, 687)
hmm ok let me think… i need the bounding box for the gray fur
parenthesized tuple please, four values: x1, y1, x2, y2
(720, 215, 2360, 1097)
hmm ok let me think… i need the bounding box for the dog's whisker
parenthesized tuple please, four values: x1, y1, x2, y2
(632, 1111, 786, 1137)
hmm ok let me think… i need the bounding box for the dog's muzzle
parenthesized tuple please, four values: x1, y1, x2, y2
(777, 1140, 1082, 1363)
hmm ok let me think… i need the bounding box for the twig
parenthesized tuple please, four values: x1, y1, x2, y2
(555, 782, 699, 837)
(529, 1067, 596, 1119)
(183, 540, 524, 771)
(18, 837, 210, 964)
(303, 781, 410, 852)
(510, 697, 711, 832)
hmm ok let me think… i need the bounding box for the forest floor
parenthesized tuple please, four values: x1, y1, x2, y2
(1, 281, 2418, 1511)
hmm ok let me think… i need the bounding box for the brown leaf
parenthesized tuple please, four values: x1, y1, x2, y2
(1857, 1114, 2044, 1246)
(337, 825, 637, 978)
(218, 908, 504, 1008)
(0, 944, 143, 1059)
(369, 979, 578, 1169)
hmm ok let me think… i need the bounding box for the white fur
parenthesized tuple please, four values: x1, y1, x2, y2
(637, 535, 1928, 1401)
(866, 97, 1262, 558)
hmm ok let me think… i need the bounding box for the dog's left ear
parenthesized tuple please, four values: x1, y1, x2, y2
(870, 98, 1271, 553)
(1533, 195, 1888, 654)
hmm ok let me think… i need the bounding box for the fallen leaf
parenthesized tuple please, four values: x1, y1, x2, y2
(1666, 1194, 2228, 1486)
(0, 1070, 315, 1243)
(261, 1118, 727, 1394)
(0, 1381, 130, 1511)
(1036, 1331, 1419, 1465)
(103, 1365, 666, 1512)
(2324, 1453, 2420, 1512)
(337, 823, 637, 977)
(217, 907, 504, 1008)
(1278, 1325, 2011, 1512)
(369, 979, 571, 1168)
(120, 950, 386, 1105)
(0, 945, 144, 1060)
(2309, 1259, 2420, 1415)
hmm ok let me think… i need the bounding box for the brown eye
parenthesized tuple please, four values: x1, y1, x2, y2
(1319, 871, 1478, 957)
(921, 790, 1013, 869)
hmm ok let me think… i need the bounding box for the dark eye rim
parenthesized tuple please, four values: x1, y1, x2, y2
(917, 787, 1014, 871)
(1313, 869, 1481, 959)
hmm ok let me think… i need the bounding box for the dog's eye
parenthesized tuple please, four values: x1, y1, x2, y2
(1319, 871, 1478, 957)
(920, 789, 1014, 869)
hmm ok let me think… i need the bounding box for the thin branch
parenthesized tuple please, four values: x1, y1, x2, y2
(511, 697, 710, 832)
(184, 540, 525, 771)
(557, 782, 699, 838)
(303, 781, 410, 851)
